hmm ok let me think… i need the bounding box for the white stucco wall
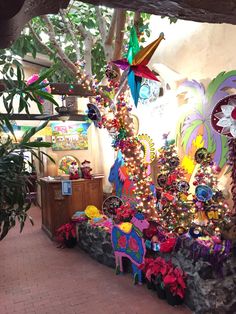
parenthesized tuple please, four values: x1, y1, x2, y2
(149, 16, 236, 82)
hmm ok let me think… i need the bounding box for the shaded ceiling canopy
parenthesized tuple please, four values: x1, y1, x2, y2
(0, 0, 70, 48)
(1, 0, 236, 49)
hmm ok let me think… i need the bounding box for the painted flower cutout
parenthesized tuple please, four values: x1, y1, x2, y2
(214, 99, 236, 137)
(128, 237, 139, 252)
(118, 235, 127, 248)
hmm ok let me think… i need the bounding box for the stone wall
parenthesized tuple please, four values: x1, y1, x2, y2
(77, 222, 115, 268)
(77, 222, 236, 314)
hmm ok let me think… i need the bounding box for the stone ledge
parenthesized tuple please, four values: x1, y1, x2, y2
(77, 222, 236, 314)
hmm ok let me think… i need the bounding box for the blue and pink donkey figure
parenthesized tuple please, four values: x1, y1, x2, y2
(111, 213, 149, 284)
(108, 150, 156, 208)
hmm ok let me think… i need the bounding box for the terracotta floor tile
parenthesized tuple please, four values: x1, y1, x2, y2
(0, 206, 192, 314)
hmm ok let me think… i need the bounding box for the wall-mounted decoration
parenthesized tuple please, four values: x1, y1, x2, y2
(58, 155, 79, 175)
(177, 71, 236, 172)
(51, 122, 90, 151)
(211, 94, 236, 138)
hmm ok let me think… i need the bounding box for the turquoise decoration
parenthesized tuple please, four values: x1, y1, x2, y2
(139, 79, 162, 104)
(139, 83, 151, 100)
(195, 185, 213, 202)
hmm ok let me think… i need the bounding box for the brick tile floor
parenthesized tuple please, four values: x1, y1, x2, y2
(0, 206, 192, 314)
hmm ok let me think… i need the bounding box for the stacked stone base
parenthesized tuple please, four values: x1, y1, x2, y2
(77, 222, 236, 314)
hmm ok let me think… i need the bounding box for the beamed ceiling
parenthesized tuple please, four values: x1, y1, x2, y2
(1, 0, 236, 48)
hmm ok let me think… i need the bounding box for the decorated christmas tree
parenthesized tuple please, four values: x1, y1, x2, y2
(156, 135, 192, 233)
(190, 147, 232, 237)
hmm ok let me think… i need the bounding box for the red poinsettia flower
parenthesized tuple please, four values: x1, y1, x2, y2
(129, 237, 139, 252)
(118, 235, 127, 248)
(163, 266, 187, 299)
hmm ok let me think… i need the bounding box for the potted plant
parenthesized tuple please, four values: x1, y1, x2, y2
(152, 257, 173, 299)
(56, 222, 77, 248)
(139, 257, 156, 290)
(163, 266, 187, 306)
(140, 256, 171, 299)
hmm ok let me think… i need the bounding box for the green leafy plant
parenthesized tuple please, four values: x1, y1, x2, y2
(0, 55, 58, 239)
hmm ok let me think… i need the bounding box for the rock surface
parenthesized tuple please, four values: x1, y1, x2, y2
(77, 222, 115, 268)
(77, 222, 236, 314)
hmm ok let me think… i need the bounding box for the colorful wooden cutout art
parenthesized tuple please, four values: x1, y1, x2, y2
(211, 94, 236, 138)
(108, 150, 125, 198)
(211, 94, 236, 213)
(58, 155, 79, 175)
(111, 213, 149, 284)
(177, 70, 236, 173)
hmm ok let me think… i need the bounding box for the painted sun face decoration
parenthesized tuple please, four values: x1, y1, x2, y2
(211, 94, 236, 138)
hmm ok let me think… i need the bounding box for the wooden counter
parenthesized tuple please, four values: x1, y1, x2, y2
(40, 176, 103, 238)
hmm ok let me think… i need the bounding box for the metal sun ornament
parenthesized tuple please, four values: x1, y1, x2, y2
(112, 27, 165, 107)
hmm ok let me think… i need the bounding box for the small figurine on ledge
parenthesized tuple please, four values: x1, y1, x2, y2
(69, 161, 81, 180)
(81, 160, 92, 179)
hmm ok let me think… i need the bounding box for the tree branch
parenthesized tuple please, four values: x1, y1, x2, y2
(113, 9, 126, 60)
(28, 22, 54, 56)
(74, 23, 93, 76)
(134, 11, 141, 38)
(105, 10, 117, 46)
(59, 9, 81, 61)
(41, 15, 77, 76)
(95, 7, 107, 42)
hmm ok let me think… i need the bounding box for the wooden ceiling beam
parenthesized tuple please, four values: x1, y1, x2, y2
(79, 0, 236, 25)
(0, 113, 87, 121)
(0, 80, 95, 97)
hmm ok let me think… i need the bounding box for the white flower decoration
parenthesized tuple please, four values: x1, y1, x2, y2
(215, 100, 236, 137)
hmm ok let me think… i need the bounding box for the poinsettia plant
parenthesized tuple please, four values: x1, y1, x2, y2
(140, 256, 172, 282)
(163, 266, 187, 299)
(56, 222, 76, 243)
(115, 203, 136, 222)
